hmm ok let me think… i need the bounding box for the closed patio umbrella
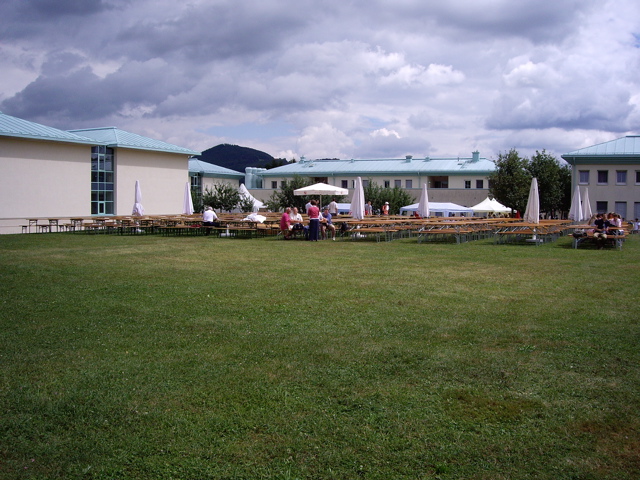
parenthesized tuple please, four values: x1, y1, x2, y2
(568, 185, 583, 222)
(582, 187, 593, 221)
(417, 183, 430, 218)
(523, 177, 539, 224)
(350, 177, 365, 220)
(183, 181, 194, 215)
(132, 180, 144, 216)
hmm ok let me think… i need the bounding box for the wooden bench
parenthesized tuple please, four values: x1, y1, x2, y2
(572, 232, 625, 250)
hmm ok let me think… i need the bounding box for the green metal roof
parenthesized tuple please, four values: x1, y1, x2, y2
(563, 136, 640, 157)
(189, 158, 244, 179)
(259, 154, 495, 177)
(69, 127, 199, 156)
(562, 136, 640, 165)
(0, 111, 99, 145)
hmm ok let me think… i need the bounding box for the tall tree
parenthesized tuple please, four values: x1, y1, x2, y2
(489, 149, 532, 215)
(264, 175, 311, 212)
(527, 150, 571, 218)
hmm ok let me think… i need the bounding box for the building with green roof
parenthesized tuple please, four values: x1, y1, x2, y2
(0, 112, 200, 233)
(562, 136, 640, 220)
(248, 152, 495, 207)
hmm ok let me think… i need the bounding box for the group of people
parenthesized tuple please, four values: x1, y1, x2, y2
(280, 199, 337, 241)
(591, 212, 624, 249)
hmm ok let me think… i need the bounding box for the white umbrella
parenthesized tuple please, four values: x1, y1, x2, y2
(523, 177, 540, 224)
(350, 177, 365, 220)
(183, 181, 194, 215)
(417, 183, 430, 218)
(293, 182, 348, 209)
(568, 185, 583, 222)
(132, 180, 144, 216)
(582, 187, 593, 221)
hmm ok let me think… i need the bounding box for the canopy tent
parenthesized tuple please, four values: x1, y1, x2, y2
(400, 202, 473, 217)
(470, 197, 512, 213)
(238, 184, 264, 212)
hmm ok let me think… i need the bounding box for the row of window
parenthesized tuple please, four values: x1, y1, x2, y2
(91, 146, 115, 215)
(597, 201, 640, 221)
(579, 170, 640, 185)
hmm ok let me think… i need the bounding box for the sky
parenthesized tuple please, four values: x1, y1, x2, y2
(1, 0, 639, 162)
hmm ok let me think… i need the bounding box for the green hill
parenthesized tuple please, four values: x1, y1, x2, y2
(195, 144, 278, 172)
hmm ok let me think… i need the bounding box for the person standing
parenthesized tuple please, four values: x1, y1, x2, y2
(364, 201, 373, 216)
(307, 200, 321, 241)
(329, 198, 339, 217)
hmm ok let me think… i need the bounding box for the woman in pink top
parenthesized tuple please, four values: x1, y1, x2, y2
(307, 200, 320, 241)
(280, 207, 292, 239)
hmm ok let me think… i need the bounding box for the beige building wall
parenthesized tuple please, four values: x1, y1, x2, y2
(115, 150, 190, 215)
(201, 176, 241, 192)
(574, 164, 640, 219)
(0, 138, 91, 233)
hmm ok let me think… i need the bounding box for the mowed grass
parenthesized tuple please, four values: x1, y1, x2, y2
(1, 233, 639, 479)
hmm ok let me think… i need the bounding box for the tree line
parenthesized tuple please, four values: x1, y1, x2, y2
(489, 149, 571, 218)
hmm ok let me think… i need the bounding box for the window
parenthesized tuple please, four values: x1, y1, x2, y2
(476, 180, 484, 189)
(271, 181, 278, 189)
(405, 180, 413, 189)
(384, 180, 390, 188)
(394, 179, 401, 188)
(597, 170, 608, 184)
(636, 171, 640, 184)
(579, 171, 590, 184)
(190, 175, 202, 205)
(596, 201, 608, 213)
(615, 202, 627, 220)
(90, 146, 114, 215)
(616, 171, 627, 185)
(465, 181, 471, 189)
(362, 180, 369, 188)
(341, 180, 348, 189)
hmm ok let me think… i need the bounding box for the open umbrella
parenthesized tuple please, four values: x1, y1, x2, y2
(293, 182, 348, 210)
(417, 183, 430, 218)
(568, 185, 583, 222)
(350, 177, 365, 220)
(132, 180, 144, 216)
(183, 181, 194, 215)
(582, 187, 593, 221)
(523, 177, 539, 224)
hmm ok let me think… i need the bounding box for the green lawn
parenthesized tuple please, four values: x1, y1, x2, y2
(1, 233, 639, 479)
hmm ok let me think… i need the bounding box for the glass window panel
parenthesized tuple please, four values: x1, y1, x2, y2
(406, 180, 412, 189)
(597, 171, 608, 184)
(579, 171, 589, 184)
(617, 171, 627, 184)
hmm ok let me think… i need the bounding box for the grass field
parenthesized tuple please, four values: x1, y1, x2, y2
(1, 233, 639, 479)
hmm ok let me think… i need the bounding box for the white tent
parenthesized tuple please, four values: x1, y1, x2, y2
(470, 197, 512, 214)
(238, 184, 264, 212)
(400, 202, 473, 217)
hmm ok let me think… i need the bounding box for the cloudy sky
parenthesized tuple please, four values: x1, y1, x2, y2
(1, 0, 639, 161)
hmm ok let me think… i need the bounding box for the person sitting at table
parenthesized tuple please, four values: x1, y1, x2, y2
(593, 213, 611, 249)
(202, 206, 218, 235)
(321, 207, 336, 240)
(307, 200, 321, 241)
(290, 207, 306, 238)
(382, 202, 389, 215)
(280, 207, 292, 240)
